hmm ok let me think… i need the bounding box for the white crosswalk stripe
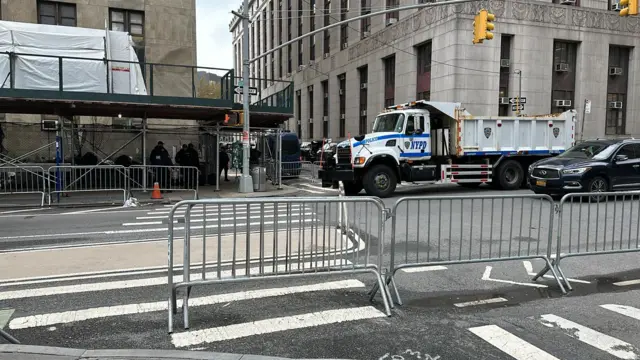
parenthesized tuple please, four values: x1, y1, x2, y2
(470, 305, 640, 360)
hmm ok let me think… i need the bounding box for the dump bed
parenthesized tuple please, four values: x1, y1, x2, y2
(454, 111, 576, 157)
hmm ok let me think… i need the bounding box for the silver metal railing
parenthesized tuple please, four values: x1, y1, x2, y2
(127, 165, 199, 199)
(534, 191, 640, 291)
(0, 166, 48, 206)
(47, 165, 129, 205)
(378, 194, 566, 305)
(166, 196, 392, 333)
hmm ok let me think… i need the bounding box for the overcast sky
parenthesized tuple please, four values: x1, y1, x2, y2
(196, 0, 240, 72)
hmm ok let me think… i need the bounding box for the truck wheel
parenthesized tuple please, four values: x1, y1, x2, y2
(363, 164, 397, 198)
(343, 181, 363, 196)
(497, 160, 524, 190)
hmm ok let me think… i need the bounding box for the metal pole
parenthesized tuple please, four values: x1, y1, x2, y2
(580, 99, 587, 142)
(142, 116, 147, 192)
(237, 0, 253, 193)
(277, 128, 283, 190)
(518, 71, 522, 116)
(216, 124, 220, 192)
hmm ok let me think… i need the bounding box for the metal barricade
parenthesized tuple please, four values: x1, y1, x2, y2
(128, 165, 199, 199)
(47, 165, 128, 205)
(380, 194, 566, 305)
(281, 161, 303, 179)
(534, 191, 640, 291)
(0, 166, 48, 206)
(167, 196, 392, 333)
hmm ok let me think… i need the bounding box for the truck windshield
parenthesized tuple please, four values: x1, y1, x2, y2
(372, 113, 405, 133)
(556, 142, 617, 160)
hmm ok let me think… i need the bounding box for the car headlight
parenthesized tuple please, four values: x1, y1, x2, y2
(562, 167, 591, 175)
(528, 165, 534, 173)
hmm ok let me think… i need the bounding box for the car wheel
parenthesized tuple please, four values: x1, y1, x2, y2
(586, 176, 608, 202)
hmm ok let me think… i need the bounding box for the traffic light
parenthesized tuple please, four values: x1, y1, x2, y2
(224, 111, 244, 126)
(472, 9, 496, 44)
(620, 0, 638, 16)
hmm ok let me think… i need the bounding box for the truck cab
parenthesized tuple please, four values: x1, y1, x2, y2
(319, 100, 575, 197)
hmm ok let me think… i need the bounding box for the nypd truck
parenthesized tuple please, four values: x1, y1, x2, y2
(318, 100, 576, 197)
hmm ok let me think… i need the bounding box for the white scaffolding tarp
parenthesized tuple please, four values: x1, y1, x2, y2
(0, 20, 147, 95)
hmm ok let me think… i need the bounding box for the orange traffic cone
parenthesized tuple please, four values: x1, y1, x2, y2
(151, 182, 163, 199)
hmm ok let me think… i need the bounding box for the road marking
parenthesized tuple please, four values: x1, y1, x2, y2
(400, 266, 447, 273)
(0, 308, 14, 329)
(136, 208, 293, 220)
(468, 325, 560, 360)
(62, 207, 130, 215)
(481, 266, 548, 288)
(522, 261, 590, 284)
(171, 306, 386, 347)
(601, 304, 640, 321)
(613, 279, 640, 287)
(300, 183, 339, 192)
(539, 314, 640, 359)
(454, 297, 507, 308)
(122, 212, 314, 226)
(147, 204, 306, 216)
(0, 259, 355, 300)
(8, 280, 366, 329)
(0, 219, 316, 240)
(0, 208, 50, 215)
(299, 188, 326, 194)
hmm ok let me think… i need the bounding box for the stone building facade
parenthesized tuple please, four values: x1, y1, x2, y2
(0, 0, 198, 162)
(230, 0, 640, 142)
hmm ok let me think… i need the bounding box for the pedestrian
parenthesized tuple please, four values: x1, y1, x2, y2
(186, 143, 200, 187)
(149, 141, 171, 190)
(219, 145, 230, 182)
(175, 144, 189, 166)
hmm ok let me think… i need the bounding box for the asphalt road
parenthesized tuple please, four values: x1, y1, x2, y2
(2, 183, 640, 359)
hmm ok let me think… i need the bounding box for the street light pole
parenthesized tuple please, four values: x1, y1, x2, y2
(234, 0, 253, 193)
(514, 69, 522, 116)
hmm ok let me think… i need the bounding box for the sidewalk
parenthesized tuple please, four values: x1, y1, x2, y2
(0, 344, 352, 360)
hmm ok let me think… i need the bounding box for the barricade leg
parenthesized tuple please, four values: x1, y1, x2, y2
(372, 270, 392, 316)
(532, 258, 570, 294)
(0, 328, 20, 344)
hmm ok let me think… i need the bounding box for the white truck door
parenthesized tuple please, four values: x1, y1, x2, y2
(402, 114, 429, 159)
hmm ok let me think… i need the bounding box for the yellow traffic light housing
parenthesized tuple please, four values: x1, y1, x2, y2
(224, 111, 244, 126)
(472, 9, 496, 44)
(620, 0, 638, 16)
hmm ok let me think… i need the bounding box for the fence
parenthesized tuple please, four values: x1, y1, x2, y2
(128, 165, 199, 199)
(47, 165, 129, 205)
(0, 166, 48, 206)
(166, 196, 392, 333)
(534, 190, 640, 291)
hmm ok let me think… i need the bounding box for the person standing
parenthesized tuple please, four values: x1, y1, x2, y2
(149, 141, 171, 190)
(219, 145, 230, 182)
(186, 143, 200, 187)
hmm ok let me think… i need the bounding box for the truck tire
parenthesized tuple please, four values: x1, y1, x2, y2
(343, 181, 363, 196)
(363, 164, 397, 198)
(496, 160, 524, 190)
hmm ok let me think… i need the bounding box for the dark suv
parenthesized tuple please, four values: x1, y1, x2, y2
(528, 139, 640, 196)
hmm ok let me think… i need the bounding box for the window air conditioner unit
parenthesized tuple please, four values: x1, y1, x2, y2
(561, 0, 576, 4)
(363, 31, 371, 37)
(309, 60, 315, 66)
(554, 99, 571, 107)
(360, 83, 368, 89)
(338, 74, 345, 80)
(324, 92, 329, 98)
(500, 59, 510, 68)
(309, 118, 313, 123)
(286, 72, 291, 77)
(612, 3, 622, 10)
(324, 53, 330, 59)
(361, 110, 367, 116)
(386, 18, 398, 26)
(340, 114, 345, 119)
(342, 42, 348, 49)
(41, 119, 59, 131)
(298, 65, 305, 71)
(609, 67, 623, 76)
(499, 97, 509, 105)
(610, 101, 623, 109)
(555, 63, 569, 72)
(323, 116, 329, 121)
(339, 89, 344, 95)
(297, 120, 301, 125)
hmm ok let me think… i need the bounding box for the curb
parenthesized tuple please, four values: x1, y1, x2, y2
(0, 345, 354, 360)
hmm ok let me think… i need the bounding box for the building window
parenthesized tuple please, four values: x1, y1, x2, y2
(338, 74, 346, 138)
(110, 9, 145, 64)
(38, 1, 76, 26)
(359, 66, 368, 134)
(606, 93, 626, 135)
(322, 80, 329, 138)
(551, 40, 578, 114)
(278, 49, 283, 78)
(310, 35, 316, 61)
(308, 86, 314, 139)
(263, 9, 268, 54)
(288, 44, 293, 73)
(298, 40, 304, 68)
(361, 0, 371, 39)
(416, 41, 431, 101)
(340, 0, 348, 48)
(605, 46, 630, 135)
(296, 90, 302, 136)
(384, 55, 396, 107)
(323, 0, 331, 56)
(499, 34, 512, 116)
(386, 0, 399, 22)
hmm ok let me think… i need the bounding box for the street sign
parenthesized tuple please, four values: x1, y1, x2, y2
(512, 104, 524, 111)
(509, 97, 526, 104)
(585, 99, 591, 114)
(234, 86, 258, 96)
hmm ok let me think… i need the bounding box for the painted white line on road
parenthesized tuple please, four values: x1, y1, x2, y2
(62, 207, 131, 215)
(301, 183, 339, 192)
(0, 208, 50, 215)
(522, 261, 590, 284)
(400, 266, 447, 273)
(0, 219, 316, 240)
(454, 297, 508, 308)
(122, 212, 314, 226)
(468, 325, 560, 360)
(601, 304, 640, 321)
(481, 266, 548, 288)
(148, 204, 306, 216)
(540, 314, 640, 359)
(299, 188, 326, 194)
(137, 208, 293, 220)
(613, 279, 640, 287)
(0, 259, 354, 300)
(171, 306, 386, 347)
(9, 279, 366, 329)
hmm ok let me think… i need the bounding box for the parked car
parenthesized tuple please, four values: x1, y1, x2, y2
(528, 138, 640, 198)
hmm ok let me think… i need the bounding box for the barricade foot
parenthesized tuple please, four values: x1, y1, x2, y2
(534, 259, 568, 295)
(0, 328, 20, 344)
(373, 272, 392, 316)
(554, 263, 573, 292)
(388, 275, 403, 306)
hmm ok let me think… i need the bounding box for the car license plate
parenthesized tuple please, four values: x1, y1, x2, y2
(536, 180, 546, 187)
